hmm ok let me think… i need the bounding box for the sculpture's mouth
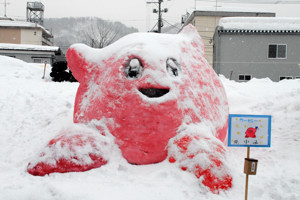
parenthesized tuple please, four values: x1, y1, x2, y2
(139, 88, 170, 98)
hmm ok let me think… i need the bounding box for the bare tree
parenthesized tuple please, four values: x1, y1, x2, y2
(44, 17, 138, 53)
(85, 18, 120, 48)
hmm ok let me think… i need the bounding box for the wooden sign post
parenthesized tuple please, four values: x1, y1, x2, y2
(42, 61, 47, 79)
(228, 114, 271, 200)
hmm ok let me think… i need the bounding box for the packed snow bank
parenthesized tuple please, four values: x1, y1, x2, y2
(0, 55, 299, 200)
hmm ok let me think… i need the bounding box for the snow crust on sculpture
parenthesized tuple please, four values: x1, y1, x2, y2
(27, 25, 232, 193)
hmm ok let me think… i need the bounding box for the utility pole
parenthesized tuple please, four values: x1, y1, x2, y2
(158, 0, 162, 33)
(147, 0, 168, 33)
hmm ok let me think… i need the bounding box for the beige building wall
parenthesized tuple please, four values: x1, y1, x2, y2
(0, 28, 21, 44)
(21, 29, 43, 45)
(193, 16, 222, 66)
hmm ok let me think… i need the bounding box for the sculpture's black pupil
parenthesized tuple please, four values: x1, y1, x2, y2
(128, 68, 138, 78)
(139, 88, 169, 98)
(166, 58, 180, 77)
(172, 68, 178, 76)
(125, 58, 143, 79)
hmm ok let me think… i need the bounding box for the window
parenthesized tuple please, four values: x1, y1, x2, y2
(268, 44, 287, 59)
(33, 58, 42, 63)
(239, 74, 252, 81)
(295, 77, 300, 79)
(279, 76, 293, 81)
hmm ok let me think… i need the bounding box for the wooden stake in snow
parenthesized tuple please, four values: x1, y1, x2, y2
(42, 61, 47, 79)
(245, 147, 250, 200)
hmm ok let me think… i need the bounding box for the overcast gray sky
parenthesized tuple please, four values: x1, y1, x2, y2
(3, 0, 300, 31)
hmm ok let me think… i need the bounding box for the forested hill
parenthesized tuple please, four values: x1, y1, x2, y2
(44, 17, 139, 53)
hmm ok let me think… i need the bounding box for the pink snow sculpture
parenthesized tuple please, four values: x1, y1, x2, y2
(27, 25, 232, 193)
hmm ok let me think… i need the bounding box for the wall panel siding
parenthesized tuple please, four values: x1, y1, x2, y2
(21, 29, 42, 45)
(0, 28, 21, 44)
(215, 32, 300, 82)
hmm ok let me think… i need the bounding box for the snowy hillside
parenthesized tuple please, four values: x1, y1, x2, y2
(44, 17, 138, 53)
(0, 55, 299, 200)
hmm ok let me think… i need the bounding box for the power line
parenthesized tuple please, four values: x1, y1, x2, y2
(162, 19, 181, 30)
(149, 21, 158, 32)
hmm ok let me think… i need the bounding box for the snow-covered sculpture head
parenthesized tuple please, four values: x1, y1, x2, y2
(66, 25, 228, 165)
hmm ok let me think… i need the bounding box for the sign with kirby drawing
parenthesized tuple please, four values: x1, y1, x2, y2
(228, 114, 272, 147)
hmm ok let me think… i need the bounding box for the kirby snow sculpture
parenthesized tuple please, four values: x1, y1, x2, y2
(27, 25, 232, 193)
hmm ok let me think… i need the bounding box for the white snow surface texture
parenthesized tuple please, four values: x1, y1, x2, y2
(219, 17, 300, 31)
(0, 55, 299, 200)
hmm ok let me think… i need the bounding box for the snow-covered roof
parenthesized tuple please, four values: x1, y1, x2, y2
(213, 0, 300, 3)
(218, 17, 300, 31)
(0, 43, 60, 52)
(0, 20, 52, 36)
(207, 0, 299, 4)
(197, 6, 273, 14)
(182, 8, 275, 28)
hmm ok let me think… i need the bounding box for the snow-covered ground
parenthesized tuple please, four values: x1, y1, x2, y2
(0, 55, 299, 200)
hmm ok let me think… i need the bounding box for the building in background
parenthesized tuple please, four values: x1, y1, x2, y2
(0, 43, 61, 64)
(213, 17, 300, 82)
(0, 18, 61, 64)
(181, 8, 275, 65)
(0, 18, 53, 46)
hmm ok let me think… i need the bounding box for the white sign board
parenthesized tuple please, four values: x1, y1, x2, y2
(228, 114, 271, 147)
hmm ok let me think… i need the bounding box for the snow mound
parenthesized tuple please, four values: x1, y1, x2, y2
(0, 55, 43, 79)
(0, 56, 299, 199)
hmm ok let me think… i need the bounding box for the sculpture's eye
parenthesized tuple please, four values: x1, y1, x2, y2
(124, 58, 143, 79)
(166, 58, 181, 77)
